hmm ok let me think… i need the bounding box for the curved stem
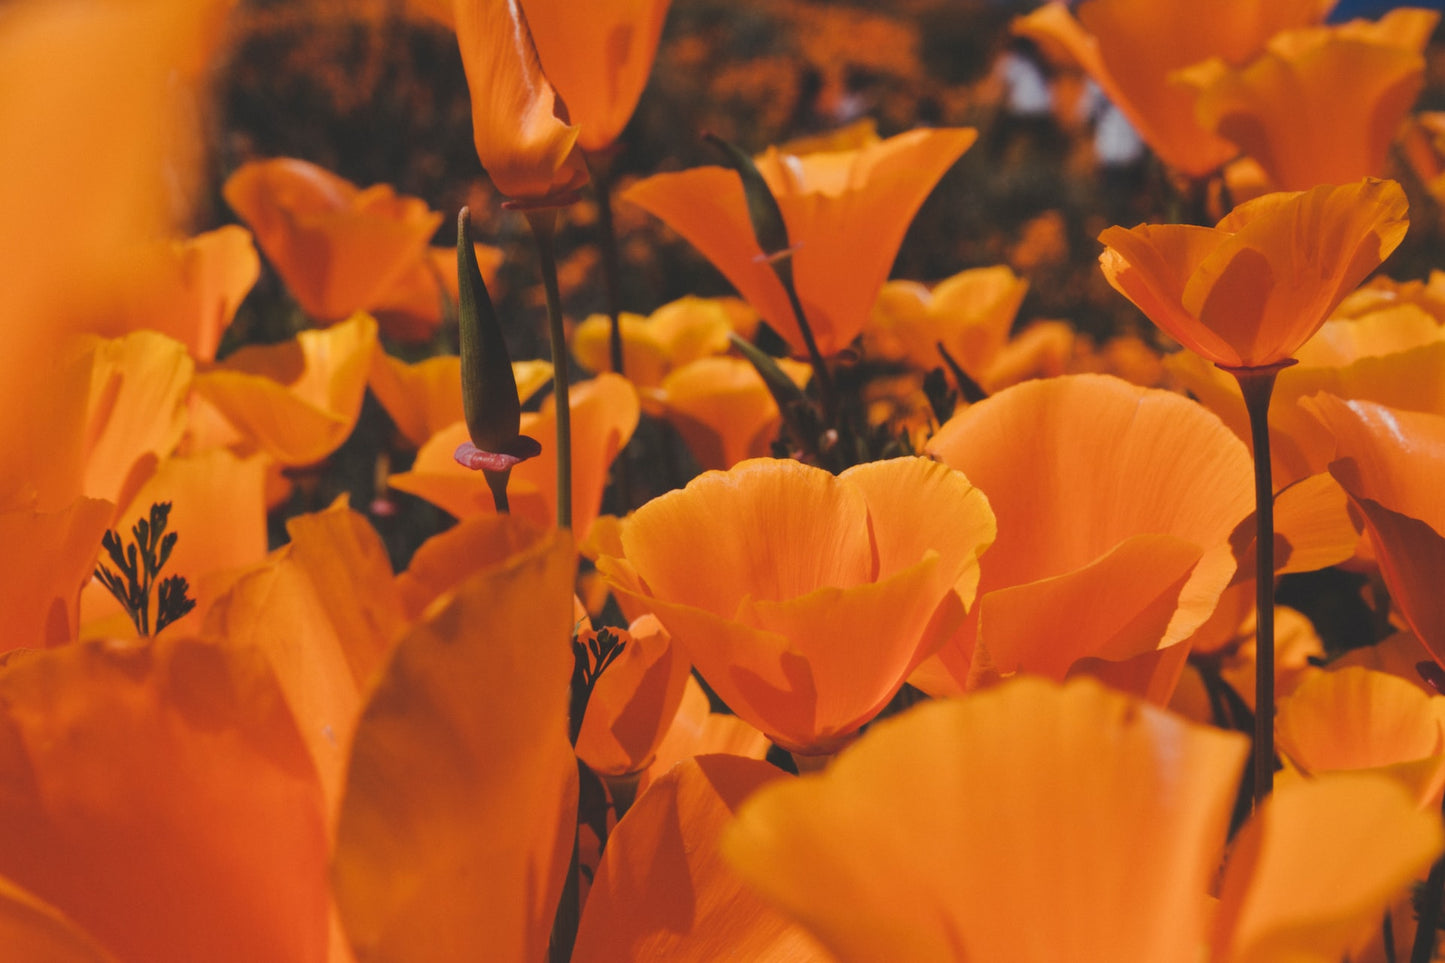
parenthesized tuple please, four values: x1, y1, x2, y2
(1228, 362, 1287, 809)
(524, 209, 573, 530)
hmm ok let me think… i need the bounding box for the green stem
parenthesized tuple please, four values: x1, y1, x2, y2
(483, 467, 511, 514)
(524, 209, 573, 530)
(1228, 362, 1288, 810)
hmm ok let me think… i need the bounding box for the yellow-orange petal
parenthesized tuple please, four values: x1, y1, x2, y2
(577, 614, 690, 776)
(1212, 774, 1442, 963)
(98, 226, 260, 362)
(649, 355, 809, 471)
(1277, 666, 1445, 808)
(524, 0, 672, 151)
(368, 350, 551, 449)
(923, 375, 1253, 694)
(644, 677, 770, 791)
(0, 637, 330, 963)
(0, 497, 112, 652)
(455, 0, 588, 201)
(396, 512, 552, 621)
(573, 755, 825, 961)
(193, 314, 376, 466)
(0, 876, 117, 963)
(725, 676, 1248, 963)
(223, 159, 442, 322)
(332, 528, 576, 961)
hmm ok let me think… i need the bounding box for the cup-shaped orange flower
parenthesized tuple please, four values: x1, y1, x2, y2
(571, 295, 734, 388)
(1099, 179, 1409, 371)
(1180, 11, 1435, 192)
(1014, 0, 1333, 178)
(623, 127, 977, 358)
(523, 0, 672, 152)
(597, 456, 995, 755)
(223, 158, 441, 323)
(455, 0, 589, 203)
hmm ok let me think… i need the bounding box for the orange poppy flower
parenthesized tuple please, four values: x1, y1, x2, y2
(370, 243, 504, 344)
(1277, 666, 1445, 810)
(597, 456, 995, 755)
(332, 527, 576, 962)
(623, 127, 977, 358)
(0, 498, 112, 652)
(1098, 179, 1409, 371)
(1304, 394, 1445, 664)
(523, 0, 673, 152)
(724, 675, 1442, 963)
(389, 372, 639, 542)
(1180, 11, 1436, 191)
(1014, 0, 1333, 178)
(223, 158, 442, 323)
(645, 356, 812, 471)
(921, 375, 1253, 699)
(863, 266, 1030, 381)
(571, 295, 734, 387)
(96, 226, 260, 362)
(455, 0, 589, 203)
(573, 755, 826, 961)
(0, 636, 331, 963)
(368, 350, 553, 450)
(574, 613, 690, 778)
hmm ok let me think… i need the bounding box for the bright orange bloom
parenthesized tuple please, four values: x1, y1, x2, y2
(523, 0, 672, 151)
(1015, 0, 1333, 178)
(864, 266, 1030, 380)
(370, 243, 504, 344)
(1098, 179, 1409, 370)
(455, 0, 589, 202)
(724, 676, 1442, 963)
(573, 756, 825, 961)
(368, 350, 552, 449)
(575, 613, 690, 777)
(389, 372, 639, 542)
(623, 127, 977, 358)
(598, 456, 995, 755)
(95, 227, 260, 362)
(571, 295, 734, 387)
(646, 356, 812, 471)
(223, 159, 441, 323)
(0, 637, 331, 963)
(1181, 11, 1436, 191)
(332, 527, 576, 962)
(0, 498, 112, 651)
(1305, 395, 1445, 665)
(923, 375, 1254, 698)
(1277, 666, 1445, 809)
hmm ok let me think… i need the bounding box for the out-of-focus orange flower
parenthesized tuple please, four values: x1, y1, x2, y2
(0, 636, 331, 963)
(223, 158, 442, 323)
(523, 0, 672, 152)
(1015, 0, 1333, 178)
(1168, 303, 1445, 488)
(190, 314, 376, 467)
(575, 613, 690, 777)
(623, 127, 977, 358)
(923, 375, 1253, 699)
(368, 350, 553, 449)
(95, 226, 259, 362)
(645, 356, 812, 471)
(1277, 666, 1445, 809)
(369, 243, 504, 344)
(0, 498, 112, 652)
(598, 456, 995, 756)
(332, 527, 576, 962)
(455, 0, 589, 203)
(1098, 179, 1409, 370)
(863, 266, 1030, 381)
(724, 675, 1442, 963)
(573, 755, 826, 961)
(571, 295, 734, 387)
(1305, 395, 1445, 665)
(1180, 10, 1436, 191)
(389, 372, 639, 542)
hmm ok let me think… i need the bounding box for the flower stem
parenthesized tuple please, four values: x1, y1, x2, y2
(1227, 362, 1289, 809)
(524, 209, 573, 530)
